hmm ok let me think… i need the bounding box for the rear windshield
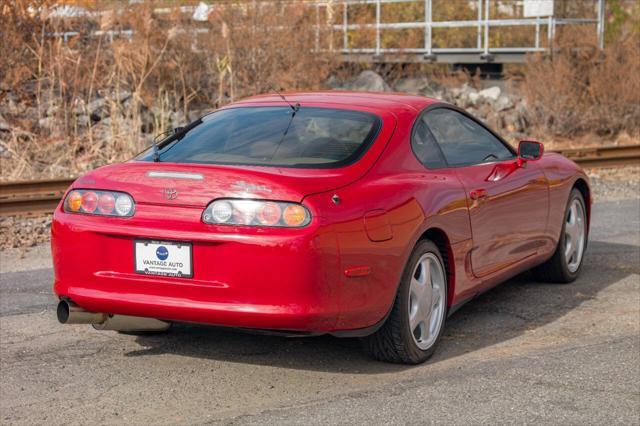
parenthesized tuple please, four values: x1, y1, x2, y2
(138, 107, 381, 168)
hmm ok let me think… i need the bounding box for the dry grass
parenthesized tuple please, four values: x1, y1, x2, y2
(521, 25, 640, 138)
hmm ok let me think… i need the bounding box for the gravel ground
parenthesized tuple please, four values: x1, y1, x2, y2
(586, 166, 640, 202)
(0, 215, 52, 250)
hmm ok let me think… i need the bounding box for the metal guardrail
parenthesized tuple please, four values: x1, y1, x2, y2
(48, 0, 605, 64)
(1, 145, 637, 217)
(332, 0, 605, 63)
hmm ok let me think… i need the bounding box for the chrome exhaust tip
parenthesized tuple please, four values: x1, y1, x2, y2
(57, 300, 170, 332)
(57, 300, 106, 325)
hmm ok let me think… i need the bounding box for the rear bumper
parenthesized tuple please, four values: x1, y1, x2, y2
(52, 203, 344, 332)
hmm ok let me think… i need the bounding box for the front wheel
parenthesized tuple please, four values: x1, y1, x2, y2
(362, 240, 448, 364)
(534, 188, 588, 283)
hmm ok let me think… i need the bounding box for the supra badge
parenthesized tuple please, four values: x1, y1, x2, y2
(163, 188, 178, 200)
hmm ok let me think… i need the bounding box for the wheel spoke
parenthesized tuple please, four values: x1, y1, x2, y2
(566, 219, 580, 243)
(409, 307, 422, 332)
(420, 259, 431, 285)
(568, 203, 577, 226)
(418, 292, 431, 322)
(564, 235, 575, 260)
(432, 286, 442, 308)
(410, 278, 424, 301)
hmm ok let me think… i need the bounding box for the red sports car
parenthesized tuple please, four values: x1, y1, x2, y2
(52, 92, 590, 364)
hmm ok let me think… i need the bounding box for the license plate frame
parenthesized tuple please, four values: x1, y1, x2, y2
(134, 239, 193, 278)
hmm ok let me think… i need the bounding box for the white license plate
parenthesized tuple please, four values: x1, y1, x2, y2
(135, 240, 192, 278)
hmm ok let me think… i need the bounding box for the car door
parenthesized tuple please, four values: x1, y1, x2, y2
(422, 107, 549, 278)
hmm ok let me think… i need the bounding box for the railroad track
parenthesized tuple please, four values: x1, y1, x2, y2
(1, 145, 638, 216)
(551, 144, 640, 168)
(0, 178, 74, 216)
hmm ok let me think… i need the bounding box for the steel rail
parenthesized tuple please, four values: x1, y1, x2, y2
(0, 178, 74, 216)
(1, 145, 638, 216)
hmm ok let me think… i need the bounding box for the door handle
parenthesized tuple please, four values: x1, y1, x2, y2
(470, 188, 488, 200)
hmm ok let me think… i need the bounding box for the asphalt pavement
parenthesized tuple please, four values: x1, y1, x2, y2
(1, 199, 638, 425)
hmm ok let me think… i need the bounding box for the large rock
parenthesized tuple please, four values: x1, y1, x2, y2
(450, 83, 479, 107)
(478, 86, 501, 101)
(325, 75, 344, 90)
(450, 83, 475, 100)
(495, 95, 514, 111)
(347, 71, 391, 92)
(394, 77, 428, 94)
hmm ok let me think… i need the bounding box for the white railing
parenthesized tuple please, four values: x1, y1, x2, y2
(326, 0, 605, 59)
(48, 0, 606, 62)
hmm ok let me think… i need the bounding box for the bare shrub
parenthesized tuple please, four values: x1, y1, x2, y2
(522, 27, 640, 137)
(0, 0, 335, 180)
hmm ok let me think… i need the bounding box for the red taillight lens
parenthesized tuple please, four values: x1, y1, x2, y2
(63, 189, 134, 217)
(97, 193, 115, 214)
(81, 191, 98, 213)
(257, 202, 282, 226)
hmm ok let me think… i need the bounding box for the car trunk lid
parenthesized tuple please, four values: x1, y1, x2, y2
(74, 161, 368, 207)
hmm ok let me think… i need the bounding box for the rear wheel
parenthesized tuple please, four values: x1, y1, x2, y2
(534, 188, 587, 283)
(362, 240, 447, 364)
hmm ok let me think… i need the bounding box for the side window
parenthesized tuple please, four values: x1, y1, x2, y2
(411, 119, 447, 169)
(423, 109, 514, 167)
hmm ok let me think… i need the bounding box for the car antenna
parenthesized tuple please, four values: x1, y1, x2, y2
(151, 129, 173, 162)
(269, 85, 300, 114)
(268, 86, 301, 161)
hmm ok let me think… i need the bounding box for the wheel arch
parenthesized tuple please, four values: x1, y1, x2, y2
(419, 227, 455, 308)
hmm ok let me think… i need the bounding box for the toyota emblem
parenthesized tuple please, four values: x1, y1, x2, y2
(163, 188, 178, 200)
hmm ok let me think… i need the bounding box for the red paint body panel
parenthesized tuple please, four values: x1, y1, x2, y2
(51, 92, 590, 334)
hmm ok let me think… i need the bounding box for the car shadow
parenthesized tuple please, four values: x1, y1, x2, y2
(127, 240, 638, 374)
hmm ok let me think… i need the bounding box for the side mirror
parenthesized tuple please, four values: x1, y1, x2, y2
(518, 140, 544, 166)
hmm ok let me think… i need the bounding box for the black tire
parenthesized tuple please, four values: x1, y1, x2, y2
(533, 188, 587, 283)
(362, 240, 448, 364)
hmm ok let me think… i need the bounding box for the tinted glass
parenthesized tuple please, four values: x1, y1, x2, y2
(138, 107, 380, 168)
(423, 109, 514, 166)
(519, 141, 542, 160)
(412, 119, 447, 169)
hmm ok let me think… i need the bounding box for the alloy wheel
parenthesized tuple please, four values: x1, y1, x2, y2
(564, 198, 586, 273)
(408, 253, 447, 350)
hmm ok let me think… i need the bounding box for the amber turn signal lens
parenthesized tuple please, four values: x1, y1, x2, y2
(67, 191, 82, 212)
(283, 205, 307, 227)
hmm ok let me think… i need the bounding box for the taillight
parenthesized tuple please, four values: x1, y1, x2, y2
(202, 199, 311, 228)
(64, 190, 135, 217)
